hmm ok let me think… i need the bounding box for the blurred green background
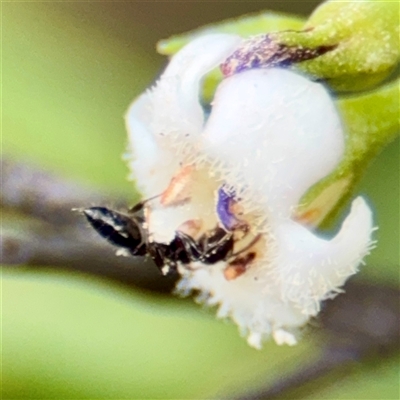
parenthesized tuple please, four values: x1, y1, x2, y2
(2, 1, 399, 399)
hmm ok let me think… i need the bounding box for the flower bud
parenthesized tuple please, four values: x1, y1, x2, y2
(222, 0, 399, 92)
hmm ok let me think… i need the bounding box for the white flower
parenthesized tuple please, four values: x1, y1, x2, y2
(125, 34, 374, 349)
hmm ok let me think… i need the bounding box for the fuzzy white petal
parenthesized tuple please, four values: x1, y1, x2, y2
(177, 197, 373, 348)
(275, 196, 374, 315)
(176, 261, 308, 349)
(151, 33, 241, 140)
(202, 68, 344, 217)
(125, 93, 180, 197)
(125, 34, 241, 198)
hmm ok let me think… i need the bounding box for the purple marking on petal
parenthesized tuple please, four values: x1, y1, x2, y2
(216, 186, 240, 231)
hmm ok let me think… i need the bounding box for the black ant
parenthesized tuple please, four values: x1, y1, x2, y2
(82, 200, 259, 276)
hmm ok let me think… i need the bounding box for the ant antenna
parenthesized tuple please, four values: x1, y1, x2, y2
(128, 193, 162, 213)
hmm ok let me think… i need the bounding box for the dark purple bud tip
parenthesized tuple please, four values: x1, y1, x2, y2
(221, 33, 336, 77)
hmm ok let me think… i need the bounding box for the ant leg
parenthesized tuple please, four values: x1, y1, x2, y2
(174, 231, 202, 263)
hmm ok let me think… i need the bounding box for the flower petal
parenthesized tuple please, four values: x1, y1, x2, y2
(275, 196, 374, 315)
(125, 93, 180, 197)
(125, 34, 241, 197)
(176, 262, 308, 349)
(202, 68, 344, 218)
(176, 197, 373, 348)
(151, 33, 241, 140)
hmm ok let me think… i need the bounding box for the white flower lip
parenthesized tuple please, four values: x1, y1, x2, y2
(125, 34, 375, 349)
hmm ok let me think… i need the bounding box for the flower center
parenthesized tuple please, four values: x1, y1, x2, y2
(145, 164, 264, 279)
